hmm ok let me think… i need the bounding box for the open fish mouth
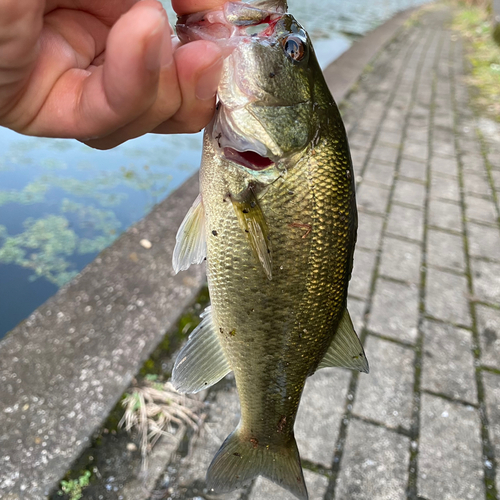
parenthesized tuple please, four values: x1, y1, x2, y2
(223, 148, 274, 170)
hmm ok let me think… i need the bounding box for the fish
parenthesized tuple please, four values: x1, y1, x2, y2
(171, 1, 368, 499)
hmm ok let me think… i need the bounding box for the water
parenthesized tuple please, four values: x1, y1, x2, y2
(0, 0, 431, 339)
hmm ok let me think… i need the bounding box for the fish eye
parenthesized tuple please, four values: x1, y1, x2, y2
(282, 35, 306, 62)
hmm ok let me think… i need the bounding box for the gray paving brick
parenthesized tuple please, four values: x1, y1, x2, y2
(363, 161, 396, 188)
(476, 304, 500, 370)
(347, 296, 366, 334)
(431, 154, 459, 177)
(407, 126, 429, 144)
(429, 173, 461, 202)
(491, 169, 500, 190)
(403, 141, 428, 162)
(335, 419, 410, 500)
(433, 140, 455, 157)
(482, 371, 500, 495)
(465, 194, 498, 225)
(295, 368, 351, 468)
(471, 259, 500, 305)
(379, 237, 421, 284)
(378, 129, 403, 147)
(428, 199, 462, 232)
(463, 171, 493, 198)
(350, 249, 377, 300)
(461, 152, 485, 173)
(357, 213, 384, 250)
(353, 336, 414, 430)
(393, 179, 426, 208)
(418, 394, 484, 500)
(427, 228, 466, 272)
(368, 278, 419, 343)
(421, 320, 477, 403)
(425, 267, 471, 327)
(399, 157, 427, 181)
(349, 129, 375, 150)
(357, 183, 391, 214)
(251, 470, 328, 500)
(351, 148, 368, 171)
(466, 222, 500, 261)
(370, 144, 400, 164)
(386, 204, 424, 242)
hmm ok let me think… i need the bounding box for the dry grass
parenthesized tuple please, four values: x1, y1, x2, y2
(119, 379, 205, 470)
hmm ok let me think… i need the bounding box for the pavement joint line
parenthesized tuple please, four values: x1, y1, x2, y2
(323, 25, 428, 500)
(376, 274, 419, 287)
(422, 313, 475, 331)
(350, 413, 413, 438)
(420, 389, 479, 409)
(406, 15, 446, 500)
(389, 200, 425, 211)
(450, 31, 499, 500)
(481, 366, 500, 377)
(425, 262, 468, 277)
(426, 223, 463, 235)
(365, 331, 417, 349)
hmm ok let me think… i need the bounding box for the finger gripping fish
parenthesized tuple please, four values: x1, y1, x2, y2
(172, 2, 369, 499)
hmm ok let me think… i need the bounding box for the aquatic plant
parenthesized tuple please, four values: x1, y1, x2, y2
(58, 470, 91, 500)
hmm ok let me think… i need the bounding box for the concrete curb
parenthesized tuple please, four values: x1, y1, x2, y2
(0, 8, 418, 499)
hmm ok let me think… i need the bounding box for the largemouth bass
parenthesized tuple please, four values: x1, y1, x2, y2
(171, 2, 368, 498)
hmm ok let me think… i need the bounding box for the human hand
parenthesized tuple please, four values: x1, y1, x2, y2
(0, 0, 226, 149)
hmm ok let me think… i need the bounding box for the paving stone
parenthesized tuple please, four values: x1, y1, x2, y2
(250, 470, 328, 500)
(466, 222, 500, 261)
(386, 204, 424, 242)
(379, 237, 421, 284)
(357, 183, 391, 214)
(351, 148, 368, 171)
(426, 228, 466, 272)
(421, 320, 477, 403)
(465, 194, 498, 225)
(335, 419, 410, 500)
(357, 213, 384, 250)
(428, 199, 462, 232)
(347, 296, 366, 334)
(431, 154, 459, 177)
(368, 278, 419, 343)
(418, 394, 484, 500)
(399, 157, 427, 181)
(406, 126, 429, 144)
(429, 173, 461, 202)
(433, 140, 455, 157)
(475, 305, 500, 373)
(378, 129, 403, 147)
(403, 141, 428, 162)
(353, 336, 414, 430)
(350, 249, 377, 300)
(463, 171, 493, 198)
(370, 144, 400, 164)
(425, 267, 471, 327)
(470, 259, 500, 305)
(295, 368, 351, 468)
(363, 161, 396, 188)
(482, 371, 500, 495)
(393, 179, 426, 208)
(461, 152, 485, 173)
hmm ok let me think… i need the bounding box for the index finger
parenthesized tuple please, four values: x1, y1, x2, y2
(171, 0, 226, 16)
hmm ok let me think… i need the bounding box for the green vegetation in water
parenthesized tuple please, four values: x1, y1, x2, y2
(58, 470, 91, 500)
(452, 2, 500, 121)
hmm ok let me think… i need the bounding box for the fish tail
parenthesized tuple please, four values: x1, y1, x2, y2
(206, 428, 308, 500)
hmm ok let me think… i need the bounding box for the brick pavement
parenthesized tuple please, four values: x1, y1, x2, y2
(160, 5, 500, 500)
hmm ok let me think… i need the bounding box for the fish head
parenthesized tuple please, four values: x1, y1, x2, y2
(178, 2, 327, 178)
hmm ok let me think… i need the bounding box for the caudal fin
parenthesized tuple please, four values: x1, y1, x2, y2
(206, 428, 308, 500)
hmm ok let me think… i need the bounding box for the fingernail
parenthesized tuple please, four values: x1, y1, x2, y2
(145, 8, 168, 70)
(195, 58, 223, 101)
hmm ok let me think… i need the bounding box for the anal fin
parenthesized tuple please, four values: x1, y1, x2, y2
(231, 185, 272, 280)
(318, 308, 369, 373)
(172, 306, 231, 393)
(172, 194, 206, 274)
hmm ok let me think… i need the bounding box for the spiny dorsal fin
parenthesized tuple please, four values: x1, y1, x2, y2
(172, 194, 206, 274)
(231, 185, 272, 280)
(317, 308, 369, 373)
(172, 306, 231, 393)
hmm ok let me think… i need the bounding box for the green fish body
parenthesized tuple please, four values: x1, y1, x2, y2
(172, 3, 368, 499)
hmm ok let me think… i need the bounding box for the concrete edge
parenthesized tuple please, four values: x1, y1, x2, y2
(0, 7, 417, 499)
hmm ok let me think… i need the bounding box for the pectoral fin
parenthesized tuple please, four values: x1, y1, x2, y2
(231, 186, 272, 280)
(172, 306, 231, 393)
(318, 308, 369, 373)
(172, 194, 206, 274)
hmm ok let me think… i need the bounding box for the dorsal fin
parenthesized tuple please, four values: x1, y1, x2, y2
(318, 308, 369, 373)
(172, 306, 231, 393)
